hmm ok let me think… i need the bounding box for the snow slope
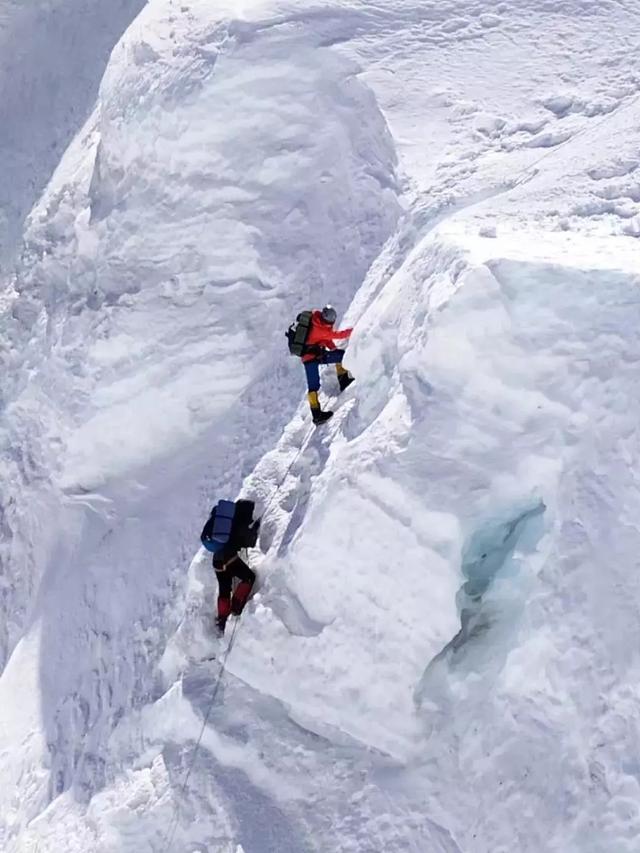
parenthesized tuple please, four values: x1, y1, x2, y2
(0, 0, 146, 262)
(3, 0, 640, 851)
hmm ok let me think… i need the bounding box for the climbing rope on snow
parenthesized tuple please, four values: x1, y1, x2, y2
(258, 421, 315, 519)
(257, 389, 358, 521)
(162, 617, 240, 853)
(509, 91, 640, 191)
(161, 420, 317, 851)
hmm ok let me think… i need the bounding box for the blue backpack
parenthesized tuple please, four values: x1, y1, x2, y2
(201, 499, 257, 554)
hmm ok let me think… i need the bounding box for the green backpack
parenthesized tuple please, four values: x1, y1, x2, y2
(285, 310, 313, 357)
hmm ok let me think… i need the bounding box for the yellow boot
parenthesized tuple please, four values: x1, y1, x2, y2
(308, 391, 333, 425)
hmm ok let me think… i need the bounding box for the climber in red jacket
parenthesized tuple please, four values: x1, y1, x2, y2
(302, 305, 355, 424)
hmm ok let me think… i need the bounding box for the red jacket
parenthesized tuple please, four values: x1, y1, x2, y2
(302, 310, 352, 362)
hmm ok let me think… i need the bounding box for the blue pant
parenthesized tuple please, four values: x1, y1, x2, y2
(304, 349, 345, 392)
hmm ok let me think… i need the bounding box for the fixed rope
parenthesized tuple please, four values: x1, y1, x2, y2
(161, 420, 314, 851)
(258, 422, 315, 519)
(509, 91, 640, 190)
(162, 618, 239, 852)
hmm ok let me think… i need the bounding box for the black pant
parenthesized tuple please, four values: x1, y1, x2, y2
(214, 550, 256, 619)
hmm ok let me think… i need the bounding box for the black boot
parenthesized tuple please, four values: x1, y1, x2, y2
(312, 409, 333, 425)
(308, 392, 333, 426)
(338, 372, 355, 393)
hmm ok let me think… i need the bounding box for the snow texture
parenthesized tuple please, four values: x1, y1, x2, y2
(2, 0, 640, 851)
(0, 0, 147, 263)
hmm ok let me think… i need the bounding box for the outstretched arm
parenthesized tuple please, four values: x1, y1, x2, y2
(332, 327, 353, 341)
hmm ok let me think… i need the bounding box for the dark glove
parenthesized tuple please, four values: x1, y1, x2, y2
(246, 518, 261, 548)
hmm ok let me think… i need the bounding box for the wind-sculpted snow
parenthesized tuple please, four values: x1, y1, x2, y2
(4, 0, 640, 851)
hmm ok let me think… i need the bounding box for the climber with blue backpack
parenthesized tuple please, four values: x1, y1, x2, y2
(201, 499, 261, 634)
(286, 304, 355, 425)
